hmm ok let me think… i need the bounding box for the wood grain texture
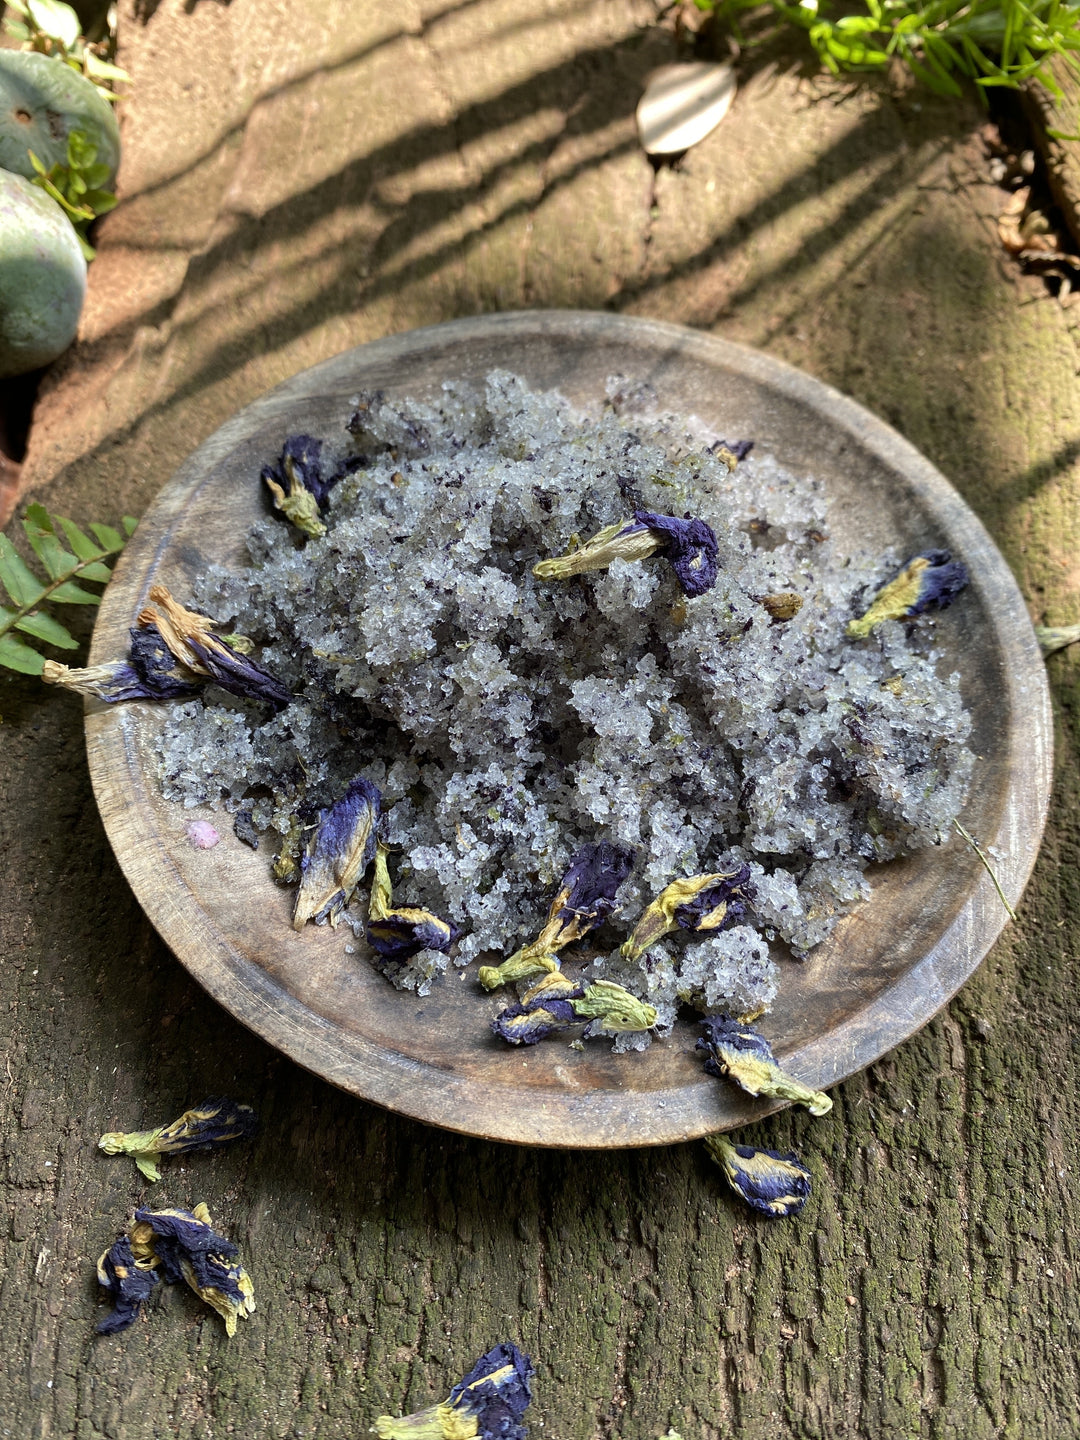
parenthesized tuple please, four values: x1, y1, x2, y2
(85, 312, 1051, 1147)
(3, 0, 1080, 1435)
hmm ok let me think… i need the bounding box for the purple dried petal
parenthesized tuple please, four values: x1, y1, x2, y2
(673, 864, 755, 933)
(634, 510, 719, 597)
(96, 1235, 160, 1334)
(556, 841, 636, 933)
(185, 634, 292, 710)
(448, 1341, 535, 1440)
(366, 910, 461, 962)
(492, 1000, 577, 1045)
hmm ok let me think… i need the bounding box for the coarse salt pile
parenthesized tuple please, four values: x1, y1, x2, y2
(156, 372, 973, 1039)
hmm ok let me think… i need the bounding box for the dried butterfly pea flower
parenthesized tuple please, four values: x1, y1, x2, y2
(633, 510, 718, 597)
(621, 866, 754, 963)
(95, 1234, 160, 1334)
(261, 434, 366, 539)
(478, 841, 635, 990)
(846, 550, 969, 639)
(41, 623, 203, 702)
(293, 776, 381, 929)
(365, 841, 461, 962)
(138, 585, 292, 709)
(492, 972, 656, 1045)
(697, 1016, 832, 1116)
(98, 1097, 259, 1182)
(532, 511, 719, 597)
(129, 1203, 255, 1337)
(375, 1341, 534, 1440)
(704, 1134, 812, 1218)
(711, 437, 755, 465)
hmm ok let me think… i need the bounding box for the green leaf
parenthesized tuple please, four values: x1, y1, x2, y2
(89, 522, 124, 552)
(122, 516, 139, 536)
(49, 581, 103, 605)
(83, 189, 118, 215)
(76, 560, 112, 583)
(23, 505, 78, 581)
(82, 163, 111, 188)
(83, 54, 130, 82)
(0, 633, 46, 675)
(3, 19, 31, 38)
(0, 535, 45, 608)
(56, 516, 106, 561)
(15, 611, 78, 649)
(26, 0, 80, 47)
(27, 149, 48, 177)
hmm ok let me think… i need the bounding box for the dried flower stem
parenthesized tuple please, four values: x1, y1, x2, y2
(952, 818, 1018, 923)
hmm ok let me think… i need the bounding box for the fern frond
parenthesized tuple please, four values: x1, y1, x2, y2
(0, 506, 136, 676)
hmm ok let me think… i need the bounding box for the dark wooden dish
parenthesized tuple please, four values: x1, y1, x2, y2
(85, 311, 1052, 1148)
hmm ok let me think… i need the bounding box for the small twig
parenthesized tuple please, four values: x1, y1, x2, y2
(953, 818, 1018, 922)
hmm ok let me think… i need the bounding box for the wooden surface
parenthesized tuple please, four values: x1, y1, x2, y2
(86, 311, 1051, 1147)
(4, 1, 1080, 1435)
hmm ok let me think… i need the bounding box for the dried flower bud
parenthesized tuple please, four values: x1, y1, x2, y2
(847, 550, 969, 639)
(704, 1134, 812, 1218)
(95, 1234, 160, 1333)
(261, 434, 365, 539)
(533, 511, 719, 597)
(375, 1341, 534, 1440)
(697, 1016, 832, 1116)
(293, 776, 381, 929)
(98, 1098, 259, 1182)
(1035, 623, 1080, 657)
(492, 974, 656, 1045)
(365, 842, 460, 963)
(129, 1203, 255, 1336)
(621, 866, 754, 962)
(478, 842, 635, 990)
(138, 586, 291, 709)
(41, 623, 203, 703)
(632, 510, 719, 597)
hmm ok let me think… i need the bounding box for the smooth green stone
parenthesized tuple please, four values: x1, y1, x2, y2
(0, 170, 86, 377)
(0, 50, 120, 185)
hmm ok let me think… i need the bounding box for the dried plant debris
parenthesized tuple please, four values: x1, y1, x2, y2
(98, 1097, 258, 1181)
(704, 1133, 812, 1219)
(96, 1203, 254, 1335)
(492, 972, 657, 1045)
(375, 1342, 534, 1440)
(698, 1016, 831, 1115)
(985, 123, 1080, 302)
(147, 372, 973, 1029)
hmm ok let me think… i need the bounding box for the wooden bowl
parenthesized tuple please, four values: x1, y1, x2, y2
(85, 312, 1052, 1147)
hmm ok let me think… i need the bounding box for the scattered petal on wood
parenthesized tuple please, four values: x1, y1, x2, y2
(187, 821, 220, 850)
(636, 62, 736, 158)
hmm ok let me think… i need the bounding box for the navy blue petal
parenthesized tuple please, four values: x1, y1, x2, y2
(908, 550, 970, 614)
(634, 510, 719, 597)
(185, 635, 292, 710)
(96, 1235, 160, 1334)
(558, 841, 636, 931)
(673, 864, 755, 933)
(448, 1341, 535, 1440)
(366, 911, 461, 961)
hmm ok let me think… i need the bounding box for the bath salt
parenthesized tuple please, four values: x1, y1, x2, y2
(154, 372, 973, 1032)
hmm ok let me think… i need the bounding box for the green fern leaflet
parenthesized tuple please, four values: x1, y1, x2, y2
(0, 505, 137, 675)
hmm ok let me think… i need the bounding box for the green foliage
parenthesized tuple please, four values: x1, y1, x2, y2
(699, 0, 1080, 99)
(3, 0, 130, 102)
(28, 129, 118, 261)
(0, 506, 137, 676)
